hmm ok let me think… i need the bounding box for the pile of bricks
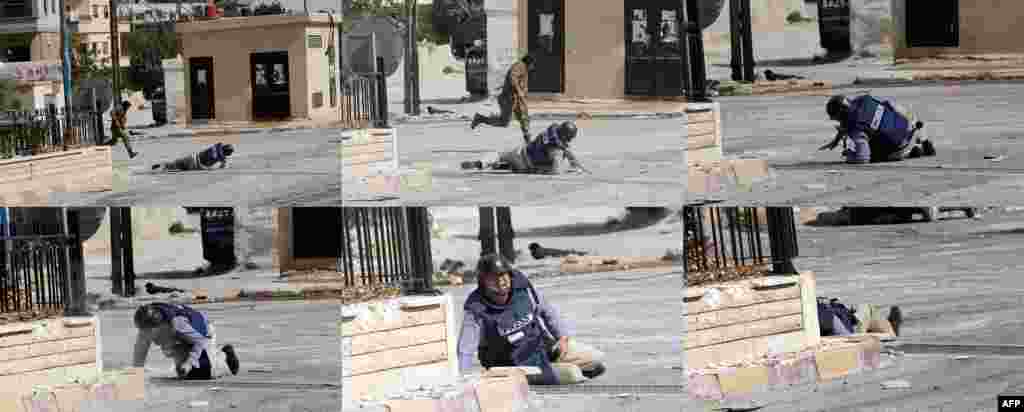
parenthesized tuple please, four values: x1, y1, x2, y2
(350, 370, 537, 412)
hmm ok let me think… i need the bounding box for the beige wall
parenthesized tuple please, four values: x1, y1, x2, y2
(0, 316, 102, 408)
(30, 32, 61, 62)
(305, 26, 338, 122)
(517, 0, 626, 99)
(894, 0, 1024, 58)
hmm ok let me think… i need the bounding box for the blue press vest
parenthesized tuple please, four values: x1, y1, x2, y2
(151, 303, 210, 338)
(848, 95, 913, 148)
(465, 281, 558, 384)
(525, 126, 564, 166)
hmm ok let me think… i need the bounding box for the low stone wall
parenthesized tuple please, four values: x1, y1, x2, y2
(341, 128, 401, 194)
(685, 272, 820, 369)
(0, 316, 104, 410)
(688, 335, 883, 402)
(688, 158, 771, 195)
(0, 147, 113, 203)
(686, 103, 722, 167)
(341, 295, 458, 409)
(14, 367, 146, 412)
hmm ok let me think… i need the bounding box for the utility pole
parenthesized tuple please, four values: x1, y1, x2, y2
(478, 207, 496, 257)
(495, 207, 515, 264)
(59, 0, 73, 119)
(766, 207, 799, 275)
(403, 0, 421, 115)
(64, 208, 90, 317)
(109, 0, 122, 106)
(683, 0, 709, 102)
(728, 0, 756, 82)
(109, 207, 123, 296)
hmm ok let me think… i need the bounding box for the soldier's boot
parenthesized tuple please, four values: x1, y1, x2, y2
(470, 114, 485, 130)
(921, 139, 936, 157)
(460, 160, 484, 170)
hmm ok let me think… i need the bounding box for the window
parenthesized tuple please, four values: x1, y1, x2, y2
(92, 5, 99, 18)
(103, 5, 109, 18)
(102, 42, 108, 55)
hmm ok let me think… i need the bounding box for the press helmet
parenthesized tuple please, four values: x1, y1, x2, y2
(557, 120, 578, 142)
(222, 144, 235, 156)
(133, 304, 166, 330)
(826, 95, 849, 120)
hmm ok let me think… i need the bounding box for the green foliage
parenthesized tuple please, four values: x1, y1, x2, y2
(341, 1, 448, 46)
(0, 80, 24, 111)
(123, 30, 177, 63)
(786, 10, 813, 24)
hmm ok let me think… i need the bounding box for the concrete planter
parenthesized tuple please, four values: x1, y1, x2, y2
(341, 128, 400, 194)
(0, 316, 104, 410)
(0, 146, 112, 203)
(16, 368, 145, 412)
(684, 272, 821, 369)
(686, 103, 722, 167)
(341, 294, 459, 409)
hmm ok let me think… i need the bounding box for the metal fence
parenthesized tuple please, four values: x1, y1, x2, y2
(684, 206, 770, 274)
(0, 107, 104, 159)
(341, 207, 413, 289)
(0, 235, 70, 315)
(341, 56, 389, 130)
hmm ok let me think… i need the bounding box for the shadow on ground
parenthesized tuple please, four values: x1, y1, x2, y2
(450, 207, 678, 239)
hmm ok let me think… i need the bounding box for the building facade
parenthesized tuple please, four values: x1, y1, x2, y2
(891, 0, 1022, 59)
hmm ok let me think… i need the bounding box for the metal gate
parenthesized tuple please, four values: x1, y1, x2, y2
(906, 0, 958, 48)
(685, 206, 807, 288)
(0, 234, 70, 316)
(625, 0, 685, 96)
(341, 207, 442, 294)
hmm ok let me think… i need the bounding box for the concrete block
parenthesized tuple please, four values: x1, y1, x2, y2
(685, 276, 802, 315)
(716, 365, 770, 395)
(0, 348, 96, 375)
(688, 314, 803, 349)
(359, 372, 530, 412)
(342, 297, 448, 336)
(349, 323, 446, 356)
(686, 298, 803, 332)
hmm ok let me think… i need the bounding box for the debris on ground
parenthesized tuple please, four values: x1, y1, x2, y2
(985, 154, 1006, 162)
(881, 380, 912, 390)
(281, 269, 343, 283)
(341, 284, 402, 305)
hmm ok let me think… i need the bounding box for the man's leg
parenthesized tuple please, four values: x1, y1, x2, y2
(476, 98, 515, 129)
(553, 338, 606, 379)
(514, 107, 530, 144)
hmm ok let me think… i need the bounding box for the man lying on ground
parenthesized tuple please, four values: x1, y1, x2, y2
(152, 143, 234, 172)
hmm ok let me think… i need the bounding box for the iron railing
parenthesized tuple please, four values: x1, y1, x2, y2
(0, 235, 71, 315)
(684, 206, 770, 274)
(0, 107, 104, 159)
(341, 56, 389, 130)
(341, 207, 413, 289)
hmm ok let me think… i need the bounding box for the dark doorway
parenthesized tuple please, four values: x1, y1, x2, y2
(625, 0, 685, 96)
(189, 57, 215, 120)
(906, 0, 958, 48)
(527, 0, 565, 93)
(293, 207, 341, 258)
(818, 0, 851, 52)
(250, 51, 291, 120)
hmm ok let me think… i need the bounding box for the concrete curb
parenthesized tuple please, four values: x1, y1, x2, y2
(94, 286, 342, 310)
(129, 123, 342, 140)
(392, 111, 685, 125)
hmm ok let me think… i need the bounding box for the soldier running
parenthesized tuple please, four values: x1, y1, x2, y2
(461, 120, 589, 174)
(109, 101, 139, 158)
(471, 54, 535, 143)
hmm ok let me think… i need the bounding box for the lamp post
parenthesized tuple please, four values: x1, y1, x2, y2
(59, 0, 74, 119)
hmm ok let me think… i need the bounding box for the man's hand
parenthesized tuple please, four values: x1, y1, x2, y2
(176, 363, 192, 378)
(557, 336, 570, 361)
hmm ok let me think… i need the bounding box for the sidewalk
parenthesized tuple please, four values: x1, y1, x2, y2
(116, 106, 344, 140)
(87, 267, 345, 311)
(391, 96, 688, 125)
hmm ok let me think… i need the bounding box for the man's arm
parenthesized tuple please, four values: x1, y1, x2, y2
(132, 330, 152, 368)
(510, 63, 528, 98)
(172, 316, 210, 368)
(562, 149, 590, 174)
(456, 311, 483, 373)
(534, 289, 568, 340)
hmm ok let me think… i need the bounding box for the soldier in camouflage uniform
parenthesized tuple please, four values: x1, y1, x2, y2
(109, 101, 139, 158)
(471, 54, 535, 143)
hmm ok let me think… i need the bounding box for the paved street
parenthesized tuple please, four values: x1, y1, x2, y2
(683, 207, 1024, 411)
(48, 128, 342, 206)
(344, 119, 685, 205)
(689, 82, 1024, 204)
(95, 301, 340, 412)
(428, 207, 684, 389)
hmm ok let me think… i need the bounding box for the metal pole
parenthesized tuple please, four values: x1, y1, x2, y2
(410, 0, 421, 115)
(740, 0, 755, 82)
(59, 0, 74, 120)
(729, 0, 743, 81)
(766, 207, 798, 275)
(496, 207, 515, 264)
(121, 207, 135, 296)
(684, 0, 709, 102)
(64, 208, 90, 317)
(110, 0, 122, 106)
(478, 207, 496, 257)
(403, 0, 413, 115)
(109, 208, 123, 296)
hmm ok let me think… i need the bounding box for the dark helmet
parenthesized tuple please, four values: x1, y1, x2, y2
(521, 54, 535, 66)
(557, 120, 578, 142)
(121, 100, 131, 109)
(133, 304, 166, 330)
(221, 144, 235, 156)
(826, 95, 849, 120)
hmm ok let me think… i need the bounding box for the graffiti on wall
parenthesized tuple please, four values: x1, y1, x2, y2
(0, 63, 62, 82)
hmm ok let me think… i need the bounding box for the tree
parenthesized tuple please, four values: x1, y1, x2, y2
(0, 80, 24, 111)
(253, 1, 287, 15)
